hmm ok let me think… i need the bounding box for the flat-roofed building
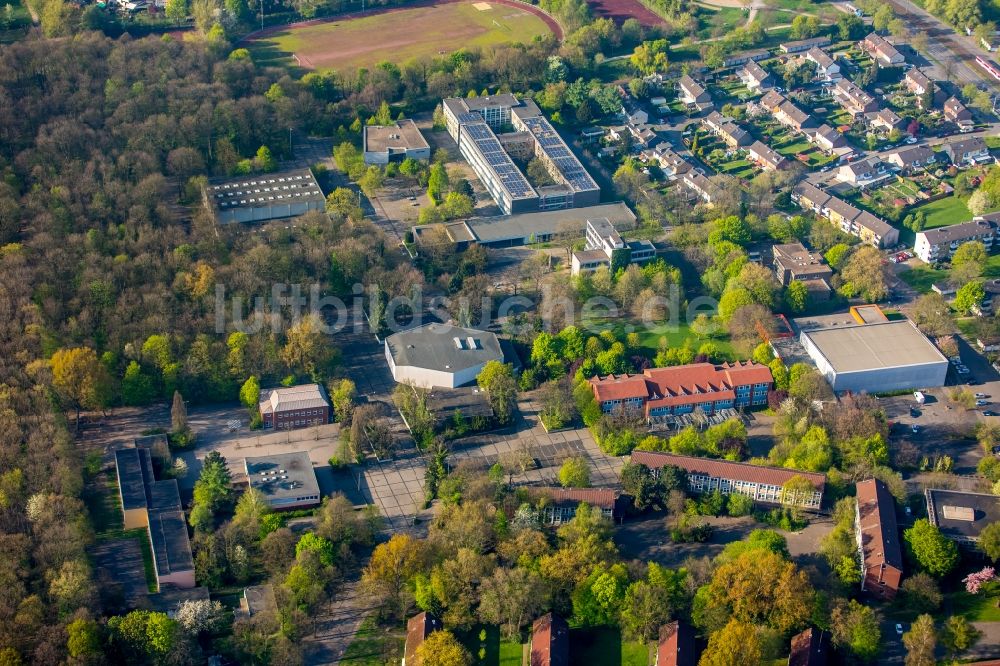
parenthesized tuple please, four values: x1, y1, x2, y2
(258, 383, 330, 430)
(363, 119, 430, 165)
(571, 217, 655, 275)
(114, 441, 195, 590)
(530, 613, 569, 666)
(244, 451, 321, 510)
(723, 48, 769, 68)
(780, 36, 831, 53)
(385, 323, 505, 389)
(590, 361, 773, 418)
(204, 168, 325, 225)
(773, 242, 833, 300)
(656, 621, 698, 666)
(799, 319, 948, 393)
(403, 612, 443, 666)
(926, 488, 1000, 546)
(914, 218, 995, 263)
(631, 450, 826, 509)
(531, 487, 622, 524)
(442, 95, 599, 214)
(856, 479, 904, 600)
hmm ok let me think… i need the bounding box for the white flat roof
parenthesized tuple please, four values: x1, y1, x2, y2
(802, 320, 947, 373)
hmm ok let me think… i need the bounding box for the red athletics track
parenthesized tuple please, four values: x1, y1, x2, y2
(585, 0, 665, 27)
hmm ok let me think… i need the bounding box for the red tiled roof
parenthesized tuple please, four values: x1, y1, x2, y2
(589, 362, 772, 405)
(788, 628, 830, 666)
(532, 487, 620, 511)
(630, 451, 826, 491)
(404, 612, 442, 664)
(657, 621, 698, 666)
(856, 478, 904, 572)
(530, 613, 568, 666)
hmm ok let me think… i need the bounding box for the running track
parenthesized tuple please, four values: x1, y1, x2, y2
(240, 0, 564, 49)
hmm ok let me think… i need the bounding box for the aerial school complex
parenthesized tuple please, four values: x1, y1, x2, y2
(443, 94, 601, 214)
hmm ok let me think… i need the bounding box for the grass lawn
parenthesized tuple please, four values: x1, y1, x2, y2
(341, 616, 405, 666)
(569, 627, 649, 666)
(591, 319, 736, 360)
(455, 625, 523, 666)
(0, 0, 31, 43)
(697, 5, 747, 39)
(898, 264, 948, 293)
(247, 2, 552, 72)
(910, 195, 972, 229)
(984, 253, 1000, 279)
(948, 587, 1000, 622)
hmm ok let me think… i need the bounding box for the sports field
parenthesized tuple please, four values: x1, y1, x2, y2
(248, 0, 557, 72)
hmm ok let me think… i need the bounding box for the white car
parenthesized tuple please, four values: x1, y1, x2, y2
(976, 393, 989, 399)
(896, 623, 904, 635)
(957, 366, 971, 374)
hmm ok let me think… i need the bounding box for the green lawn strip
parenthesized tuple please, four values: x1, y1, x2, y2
(898, 264, 948, 293)
(947, 589, 1000, 622)
(983, 253, 1000, 279)
(584, 318, 736, 360)
(455, 625, 523, 666)
(341, 616, 405, 666)
(569, 626, 648, 666)
(909, 195, 972, 229)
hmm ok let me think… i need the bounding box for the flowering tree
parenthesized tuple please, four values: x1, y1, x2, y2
(963, 567, 996, 594)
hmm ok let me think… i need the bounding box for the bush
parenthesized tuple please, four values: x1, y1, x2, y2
(755, 507, 808, 531)
(726, 493, 754, 517)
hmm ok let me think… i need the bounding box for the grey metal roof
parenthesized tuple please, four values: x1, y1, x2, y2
(148, 508, 194, 577)
(801, 320, 946, 373)
(386, 323, 504, 373)
(466, 202, 636, 244)
(259, 383, 330, 415)
(115, 448, 149, 511)
(926, 488, 1000, 541)
(920, 219, 993, 245)
(205, 168, 325, 224)
(244, 451, 320, 503)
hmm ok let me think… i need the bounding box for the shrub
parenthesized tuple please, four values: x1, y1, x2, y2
(726, 493, 754, 517)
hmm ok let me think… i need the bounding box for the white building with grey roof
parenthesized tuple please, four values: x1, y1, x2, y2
(244, 451, 321, 510)
(204, 168, 325, 225)
(385, 323, 506, 388)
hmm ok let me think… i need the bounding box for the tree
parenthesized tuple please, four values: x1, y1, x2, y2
(282, 313, 337, 381)
(840, 245, 889, 302)
(786, 280, 809, 313)
(910, 293, 956, 337)
(953, 240, 988, 282)
(559, 457, 591, 487)
(478, 567, 547, 639)
(190, 451, 232, 532)
(329, 378, 357, 423)
(49, 347, 112, 431)
(980, 521, 1000, 560)
(905, 519, 959, 577)
(414, 630, 472, 666)
(900, 572, 943, 612)
(699, 619, 762, 666)
(165, 0, 187, 19)
(831, 599, 881, 661)
(620, 580, 674, 642)
(67, 617, 103, 661)
(239, 375, 260, 408)
(362, 534, 427, 618)
(903, 614, 937, 666)
(171, 390, 189, 435)
(825, 243, 851, 270)
(956, 281, 987, 315)
(941, 614, 980, 656)
(476, 361, 517, 424)
(175, 599, 227, 636)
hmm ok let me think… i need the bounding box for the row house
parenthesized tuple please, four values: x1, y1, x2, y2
(913, 218, 995, 264)
(723, 48, 769, 68)
(678, 75, 713, 111)
(792, 182, 900, 248)
(855, 479, 904, 600)
(832, 78, 879, 116)
(703, 111, 752, 148)
(747, 140, 787, 171)
(758, 89, 786, 112)
(861, 32, 905, 66)
(738, 60, 773, 91)
(836, 157, 893, 188)
(808, 124, 850, 156)
(642, 144, 692, 178)
(884, 144, 938, 173)
(775, 100, 816, 132)
(682, 171, 715, 203)
(630, 450, 826, 509)
(944, 136, 990, 165)
(780, 36, 831, 54)
(589, 361, 773, 418)
(805, 47, 841, 81)
(905, 68, 933, 97)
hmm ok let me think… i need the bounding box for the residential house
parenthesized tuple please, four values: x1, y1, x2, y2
(589, 361, 773, 418)
(642, 144, 692, 177)
(704, 111, 752, 148)
(905, 69, 933, 97)
(631, 450, 826, 509)
(723, 48, 769, 68)
(758, 89, 786, 112)
(788, 628, 831, 666)
(780, 36, 831, 53)
(621, 99, 649, 126)
(678, 75, 713, 110)
(832, 78, 878, 116)
(944, 96, 974, 131)
(775, 100, 816, 132)
(805, 47, 841, 81)
(836, 157, 892, 187)
(856, 479, 904, 600)
(853, 210, 900, 247)
(571, 217, 655, 275)
(861, 32, 905, 66)
(532, 487, 623, 524)
(792, 181, 832, 214)
(772, 242, 833, 301)
(809, 124, 849, 153)
(944, 136, 990, 165)
(747, 140, 787, 171)
(885, 144, 938, 173)
(739, 60, 773, 91)
(913, 218, 995, 263)
(682, 171, 715, 203)
(656, 621, 698, 666)
(793, 182, 899, 247)
(868, 108, 901, 132)
(403, 612, 443, 666)
(530, 614, 569, 666)
(629, 124, 660, 148)
(579, 126, 606, 145)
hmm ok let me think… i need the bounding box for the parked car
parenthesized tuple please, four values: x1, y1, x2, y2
(984, 411, 999, 417)
(977, 399, 989, 407)
(976, 393, 989, 399)
(957, 366, 971, 374)
(896, 623, 904, 635)
(910, 407, 920, 418)
(911, 424, 920, 433)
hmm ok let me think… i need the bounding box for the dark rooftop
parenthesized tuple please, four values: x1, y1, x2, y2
(244, 451, 320, 505)
(926, 488, 1000, 542)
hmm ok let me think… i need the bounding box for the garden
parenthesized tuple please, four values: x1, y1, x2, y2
(689, 127, 758, 180)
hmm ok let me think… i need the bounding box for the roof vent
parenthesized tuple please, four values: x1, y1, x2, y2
(453, 337, 466, 350)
